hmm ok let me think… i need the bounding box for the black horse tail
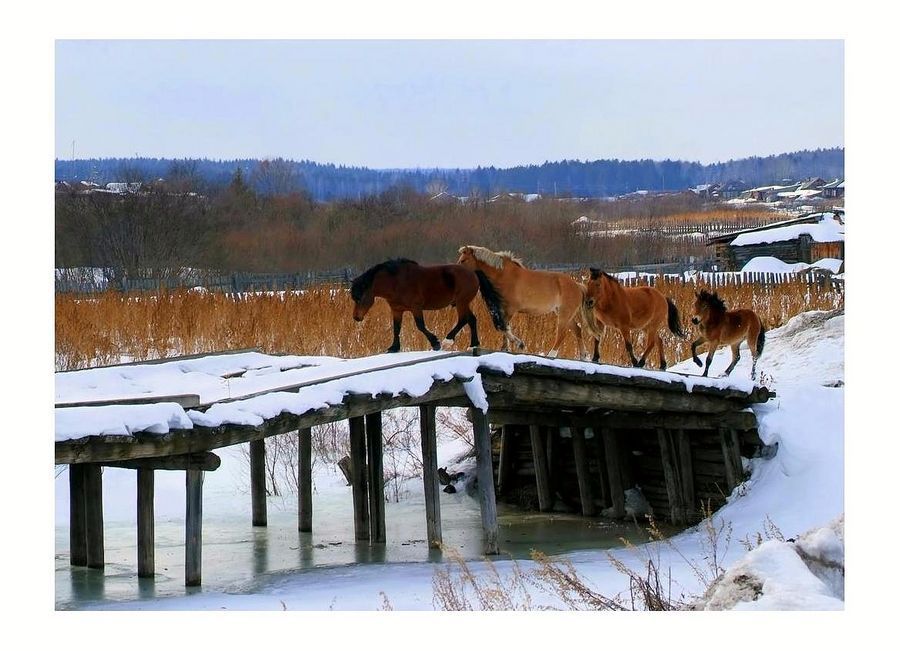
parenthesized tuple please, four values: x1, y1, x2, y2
(666, 298, 685, 338)
(475, 270, 507, 332)
(756, 326, 766, 358)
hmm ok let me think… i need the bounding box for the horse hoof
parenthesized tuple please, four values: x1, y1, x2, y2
(386, 347, 400, 354)
(547, 349, 559, 359)
(440, 339, 454, 351)
(517, 342, 526, 351)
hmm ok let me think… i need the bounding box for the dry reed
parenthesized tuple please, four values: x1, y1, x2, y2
(55, 277, 844, 371)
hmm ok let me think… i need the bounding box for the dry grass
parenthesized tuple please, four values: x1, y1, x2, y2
(55, 277, 844, 371)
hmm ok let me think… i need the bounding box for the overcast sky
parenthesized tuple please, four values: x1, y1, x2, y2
(55, 40, 843, 168)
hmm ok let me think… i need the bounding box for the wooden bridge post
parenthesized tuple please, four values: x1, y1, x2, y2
(84, 464, 104, 569)
(367, 412, 386, 544)
(677, 429, 696, 522)
(529, 425, 553, 512)
(601, 429, 626, 519)
(298, 426, 313, 533)
(185, 468, 203, 586)
(250, 438, 267, 527)
(348, 416, 370, 542)
(68, 464, 87, 567)
(589, 428, 610, 508)
(657, 428, 686, 525)
(719, 427, 742, 493)
(137, 468, 155, 578)
(473, 408, 500, 555)
(419, 406, 442, 548)
(497, 426, 516, 498)
(571, 426, 596, 517)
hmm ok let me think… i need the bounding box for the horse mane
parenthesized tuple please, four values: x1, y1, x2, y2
(697, 288, 727, 312)
(350, 258, 418, 301)
(460, 245, 524, 269)
(589, 268, 621, 285)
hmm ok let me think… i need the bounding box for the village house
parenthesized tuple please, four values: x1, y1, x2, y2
(707, 209, 845, 271)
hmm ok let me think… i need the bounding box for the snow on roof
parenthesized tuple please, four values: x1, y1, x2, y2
(731, 213, 844, 247)
(55, 351, 758, 442)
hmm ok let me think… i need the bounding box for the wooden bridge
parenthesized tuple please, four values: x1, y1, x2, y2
(55, 349, 773, 587)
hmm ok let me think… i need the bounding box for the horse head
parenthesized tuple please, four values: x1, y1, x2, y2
(692, 289, 725, 325)
(350, 269, 377, 321)
(584, 268, 612, 308)
(456, 246, 477, 270)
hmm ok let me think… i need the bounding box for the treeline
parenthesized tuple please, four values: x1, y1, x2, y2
(56, 177, 737, 280)
(54, 148, 844, 201)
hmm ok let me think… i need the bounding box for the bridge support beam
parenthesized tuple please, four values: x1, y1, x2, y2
(602, 429, 626, 519)
(68, 464, 88, 567)
(348, 416, 370, 542)
(530, 425, 553, 512)
(367, 412, 386, 544)
(137, 468, 155, 578)
(298, 426, 313, 533)
(84, 464, 104, 569)
(473, 408, 499, 555)
(419, 406, 442, 548)
(572, 426, 595, 517)
(250, 439, 267, 527)
(185, 468, 203, 586)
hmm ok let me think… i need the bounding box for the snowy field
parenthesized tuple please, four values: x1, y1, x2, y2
(54, 309, 846, 613)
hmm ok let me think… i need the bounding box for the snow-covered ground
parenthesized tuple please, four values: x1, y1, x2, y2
(55, 309, 846, 612)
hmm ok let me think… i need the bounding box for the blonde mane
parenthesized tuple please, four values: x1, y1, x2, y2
(459, 245, 524, 269)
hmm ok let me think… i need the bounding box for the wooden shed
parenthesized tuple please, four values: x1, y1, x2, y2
(707, 210, 844, 271)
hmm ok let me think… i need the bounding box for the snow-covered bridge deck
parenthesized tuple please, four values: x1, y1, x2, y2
(55, 349, 773, 586)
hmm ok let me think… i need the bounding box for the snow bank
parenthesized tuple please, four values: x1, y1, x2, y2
(692, 517, 844, 610)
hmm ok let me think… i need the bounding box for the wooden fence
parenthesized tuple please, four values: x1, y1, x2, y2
(55, 261, 842, 294)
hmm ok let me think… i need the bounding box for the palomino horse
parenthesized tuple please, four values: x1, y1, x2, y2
(581, 269, 685, 370)
(456, 245, 587, 359)
(350, 258, 480, 353)
(690, 288, 765, 379)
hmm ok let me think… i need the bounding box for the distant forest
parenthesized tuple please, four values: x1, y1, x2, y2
(54, 148, 844, 201)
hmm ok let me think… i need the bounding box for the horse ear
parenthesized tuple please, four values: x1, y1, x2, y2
(589, 268, 600, 280)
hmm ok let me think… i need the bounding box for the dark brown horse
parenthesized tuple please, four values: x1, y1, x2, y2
(581, 269, 684, 370)
(351, 259, 480, 353)
(690, 289, 766, 379)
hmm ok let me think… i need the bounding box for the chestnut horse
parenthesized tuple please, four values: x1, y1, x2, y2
(581, 269, 685, 370)
(456, 245, 587, 359)
(350, 258, 480, 353)
(690, 289, 765, 379)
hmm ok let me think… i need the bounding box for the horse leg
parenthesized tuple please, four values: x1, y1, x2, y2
(387, 311, 403, 353)
(413, 310, 441, 351)
(506, 323, 526, 351)
(702, 344, 717, 377)
(467, 313, 480, 349)
(723, 343, 742, 376)
(443, 305, 479, 350)
(621, 329, 641, 367)
(592, 337, 601, 363)
(547, 313, 570, 358)
(691, 337, 707, 367)
(651, 331, 667, 370)
(637, 329, 659, 369)
(571, 320, 588, 361)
